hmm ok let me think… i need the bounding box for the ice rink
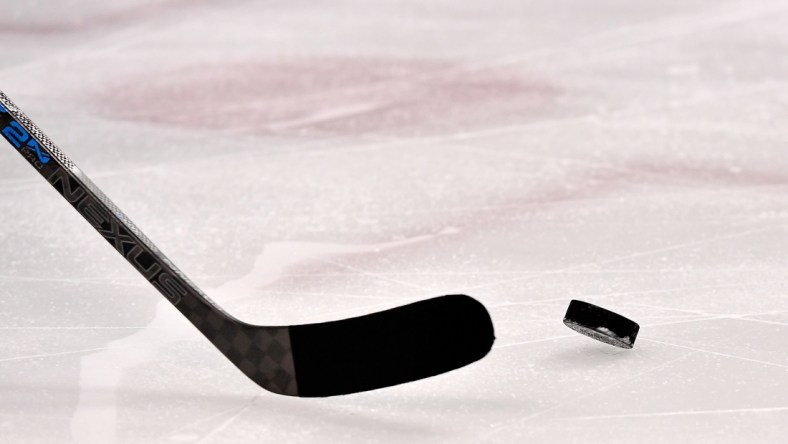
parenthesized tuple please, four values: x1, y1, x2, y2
(1, 0, 787, 442)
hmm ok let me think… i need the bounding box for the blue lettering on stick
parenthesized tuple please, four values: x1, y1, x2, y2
(2, 120, 50, 164)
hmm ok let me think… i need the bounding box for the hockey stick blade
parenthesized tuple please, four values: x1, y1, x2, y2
(291, 294, 494, 397)
(0, 90, 495, 397)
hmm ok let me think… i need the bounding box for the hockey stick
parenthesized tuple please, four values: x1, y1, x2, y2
(0, 90, 495, 397)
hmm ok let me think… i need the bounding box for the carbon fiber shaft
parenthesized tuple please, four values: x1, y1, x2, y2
(0, 91, 299, 395)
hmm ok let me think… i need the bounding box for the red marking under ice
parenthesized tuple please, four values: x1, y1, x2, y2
(95, 58, 560, 136)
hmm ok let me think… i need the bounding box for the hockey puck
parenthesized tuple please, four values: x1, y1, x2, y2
(563, 300, 640, 349)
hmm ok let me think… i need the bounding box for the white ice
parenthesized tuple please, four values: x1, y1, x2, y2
(1, 0, 787, 443)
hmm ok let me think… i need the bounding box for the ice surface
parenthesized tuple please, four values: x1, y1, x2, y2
(1, 0, 787, 442)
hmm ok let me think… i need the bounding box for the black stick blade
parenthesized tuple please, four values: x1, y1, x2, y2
(288, 295, 495, 397)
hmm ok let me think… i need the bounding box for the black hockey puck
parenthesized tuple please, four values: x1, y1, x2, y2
(563, 300, 640, 349)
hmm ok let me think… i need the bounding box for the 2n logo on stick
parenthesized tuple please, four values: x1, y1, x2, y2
(1, 119, 51, 165)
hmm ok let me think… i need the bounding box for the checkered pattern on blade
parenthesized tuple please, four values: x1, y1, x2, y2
(180, 296, 299, 396)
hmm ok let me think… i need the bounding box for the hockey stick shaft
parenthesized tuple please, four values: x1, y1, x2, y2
(0, 91, 239, 332)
